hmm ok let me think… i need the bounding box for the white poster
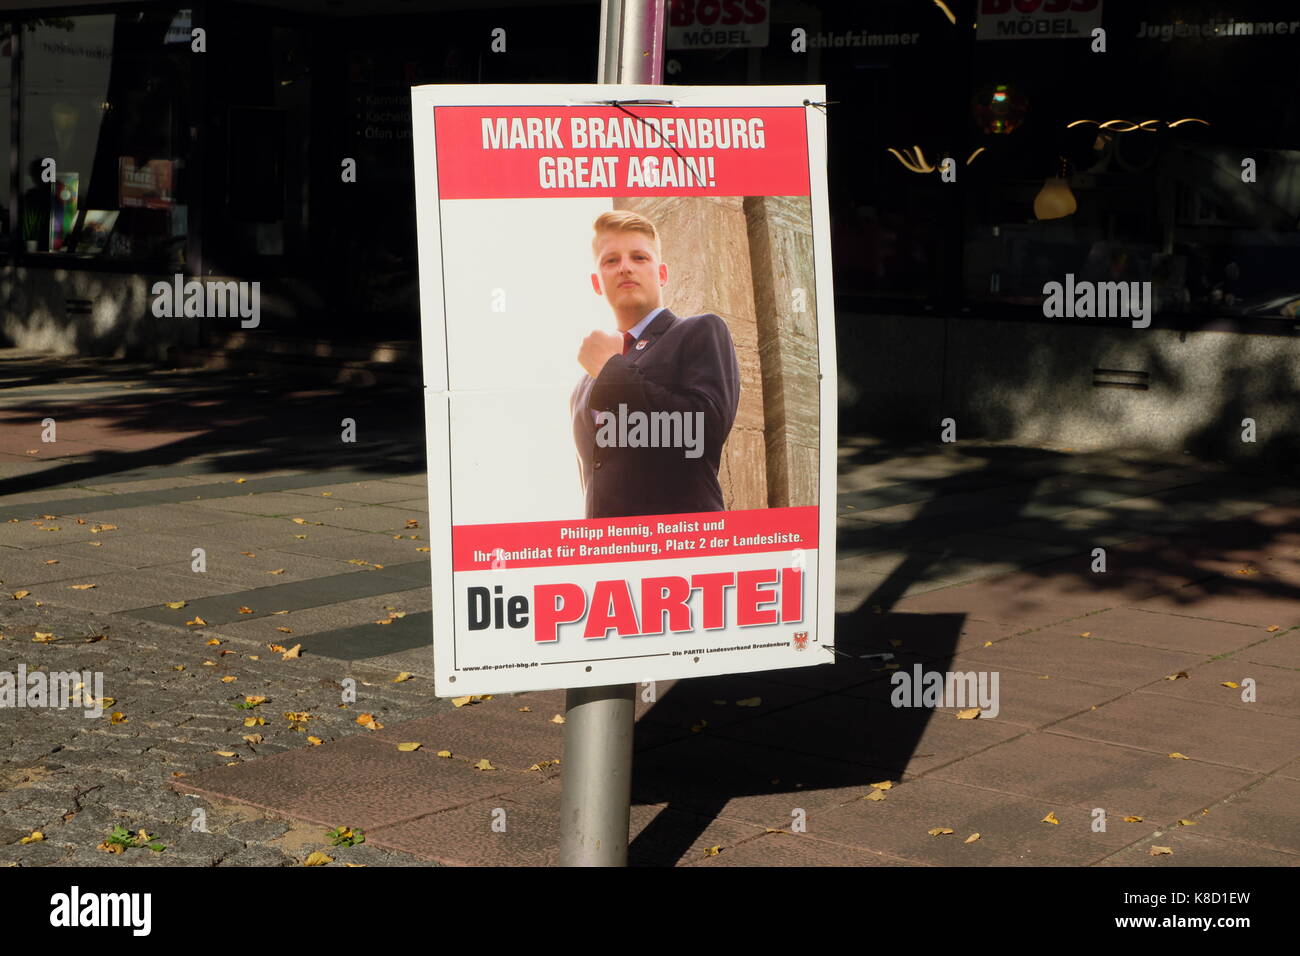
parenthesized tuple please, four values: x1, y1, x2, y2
(410, 84, 836, 696)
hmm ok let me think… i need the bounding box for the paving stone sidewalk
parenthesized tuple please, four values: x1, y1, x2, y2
(0, 350, 1297, 866)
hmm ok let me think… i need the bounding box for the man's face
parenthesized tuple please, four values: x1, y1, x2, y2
(591, 230, 667, 314)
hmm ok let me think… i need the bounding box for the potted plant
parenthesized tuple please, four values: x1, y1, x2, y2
(22, 209, 42, 252)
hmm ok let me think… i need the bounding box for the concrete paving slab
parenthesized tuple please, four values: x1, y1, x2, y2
(207, 592, 431, 652)
(1124, 578, 1300, 630)
(685, 830, 924, 866)
(41, 529, 235, 569)
(714, 696, 1025, 779)
(1164, 775, 1300, 855)
(802, 776, 1141, 866)
(122, 562, 427, 627)
(1136, 659, 1299, 719)
(366, 705, 566, 774)
(23, 568, 251, 613)
(891, 580, 1100, 630)
(630, 733, 892, 826)
(281, 481, 422, 505)
(1048, 606, 1266, 657)
(1049, 694, 1300, 774)
(637, 673, 827, 735)
(1239, 629, 1299, 669)
(928, 732, 1260, 820)
(123, 547, 373, 590)
(186, 493, 346, 517)
(306, 505, 427, 534)
(838, 657, 1123, 730)
(969, 627, 1206, 688)
(277, 530, 434, 565)
(1095, 829, 1297, 866)
(173, 733, 532, 832)
(0, 549, 132, 587)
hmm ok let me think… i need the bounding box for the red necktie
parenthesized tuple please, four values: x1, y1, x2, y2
(622, 331, 635, 355)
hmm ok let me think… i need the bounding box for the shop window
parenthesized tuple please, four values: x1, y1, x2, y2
(19, 9, 192, 267)
(963, 0, 1300, 321)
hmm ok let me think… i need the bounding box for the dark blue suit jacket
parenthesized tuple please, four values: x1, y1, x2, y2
(570, 309, 740, 519)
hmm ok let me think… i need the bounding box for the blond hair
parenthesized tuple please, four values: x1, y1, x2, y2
(592, 210, 661, 259)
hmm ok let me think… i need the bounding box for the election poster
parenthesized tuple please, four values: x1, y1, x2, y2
(410, 84, 836, 696)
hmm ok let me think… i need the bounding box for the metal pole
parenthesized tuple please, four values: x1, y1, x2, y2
(558, 0, 666, 868)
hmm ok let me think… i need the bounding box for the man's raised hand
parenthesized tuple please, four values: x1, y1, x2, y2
(578, 329, 624, 379)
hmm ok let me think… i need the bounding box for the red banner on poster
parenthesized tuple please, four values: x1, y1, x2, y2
(453, 505, 818, 571)
(433, 106, 810, 199)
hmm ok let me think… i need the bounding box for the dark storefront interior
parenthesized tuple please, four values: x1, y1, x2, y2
(2, 0, 1298, 352)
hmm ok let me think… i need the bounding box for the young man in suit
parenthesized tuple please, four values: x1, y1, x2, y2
(571, 210, 741, 520)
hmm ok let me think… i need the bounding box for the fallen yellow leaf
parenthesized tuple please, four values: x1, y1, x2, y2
(1079, 631, 1091, 637)
(1220, 681, 1239, 689)
(417, 547, 430, 552)
(244, 717, 266, 727)
(356, 713, 383, 730)
(307, 736, 323, 746)
(235, 478, 247, 483)
(11, 591, 30, 600)
(276, 626, 292, 634)
(473, 758, 495, 771)
(451, 695, 473, 707)
(1042, 812, 1060, 825)
(964, 833, 980, 844)
(243, 734, 264, 745)
(33, 632, 56, 643)
(165, 601, 187, 609)
(393, 672, 412, 682)
(1149, 845, 1173, 856)
(864, 790, 886, 802)
(397, 742, 422, 752)
(43, 560, 59, 565)
(735, 697, 762, 707)
(517, 706, 531, 713)
(869, 780, 893, 790)
(551, 714, 565, 724)
(1265, 625, 1281, 632)
(205, 638, 222, 646)
(240, 551, 256, 557)
(282, 644, 302, 660)
(1177, 819, 1197, 827)
(1123, 815, 1144, 823)
(436, 750, 452, 758)
(1169, 752, 1189, 760)
(927, 827, 954, 836)
(67, 583, 97, 590)
(186, 617, 207, 627)
(220, 676, 237, 683)
(304, 851, 333, 866)
(19, 831, 45, 844)
(214, 751, 236, 757)
(267, 568, 286, 575)
(237, 606, 254, 614)
(703, 845, 721, 857)
(982, 641, 993, 647)
(955, 707, 981, 719)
